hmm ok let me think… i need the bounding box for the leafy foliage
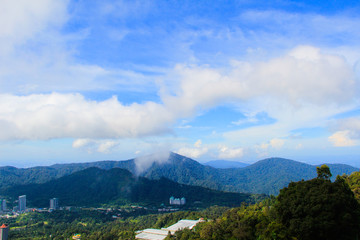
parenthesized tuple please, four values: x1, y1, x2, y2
(166, 172, 360, 240)
(316, 164, 332, 180)
(274, 177, 360, 240)
(341, 170, 360, 202)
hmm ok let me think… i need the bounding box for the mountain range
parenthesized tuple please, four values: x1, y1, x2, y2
(4, 167, 259, 208)
(203, 160, 249, 169)
(0, 153, 358, 195)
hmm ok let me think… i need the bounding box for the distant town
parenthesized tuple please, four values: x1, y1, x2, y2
(0, 195, 189, 240)
(1, 195, 186, 215)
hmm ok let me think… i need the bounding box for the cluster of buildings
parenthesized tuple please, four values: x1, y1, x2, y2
(169, 196, 186, 205)
(0, 195, 60, 214)
(136, 218, 204, 240)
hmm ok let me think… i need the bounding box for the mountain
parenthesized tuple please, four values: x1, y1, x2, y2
(133, 154, 359, 195)
(0, 153, 358, 195)
(4, 167, 260, 208)
(0, 160, 135, 191)
(203, 160, 249, 169)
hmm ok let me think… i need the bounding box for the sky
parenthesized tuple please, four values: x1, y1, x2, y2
(1, 0, 360, 167)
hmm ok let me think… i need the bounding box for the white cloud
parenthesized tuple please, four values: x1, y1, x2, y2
(72, 138, 119, 153)
(97, 140, 118, 153)
(0, 0, 68, 52)
(194, 139, 202, 148)
(270, 138, 285, 149)
(0, 44, 357, 148)
(218, 146, 244, 159)
(162, 46, 356, 122)
(328, 131, 356, 147)
(134, 151, 170, 174)
(175, 140, 209, 159)
(252, 138, 285, 158)
(328, 117, 360, 147)
(72, 138, 92, 149)
(0, 93, 172, 140)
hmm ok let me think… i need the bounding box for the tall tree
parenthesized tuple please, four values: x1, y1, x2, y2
(316, 164, 332, 180)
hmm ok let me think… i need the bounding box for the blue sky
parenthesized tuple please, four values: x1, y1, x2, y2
(1, 0, 360, 167)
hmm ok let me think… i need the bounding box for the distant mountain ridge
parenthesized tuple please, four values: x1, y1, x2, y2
(4, 167, 259, 208)
(0, 153, 358, 195)
(203, 160, 249, 169)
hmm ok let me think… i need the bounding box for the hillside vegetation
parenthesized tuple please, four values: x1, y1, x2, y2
(0, 153, 358, 195)
(4, 167, 262, 208)
(166, 166, 360, 240)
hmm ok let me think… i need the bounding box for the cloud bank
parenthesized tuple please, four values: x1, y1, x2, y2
(0, 46, 357, 145)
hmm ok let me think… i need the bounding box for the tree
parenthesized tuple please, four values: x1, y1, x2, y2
(274, 178, 360, 240)
(316, 164, 332, 180)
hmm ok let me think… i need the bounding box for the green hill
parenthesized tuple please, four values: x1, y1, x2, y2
(4, 167, 260, 208)
(0, 153, 358, 195)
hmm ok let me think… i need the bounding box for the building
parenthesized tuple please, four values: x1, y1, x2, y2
(136, 219, 203, 240)
(169, 196, 186, 205)
(50, 198, 59, 210)
(0, 200, 6, 212)
(0, 224, 9, 240)
(19, 195, 26, 212)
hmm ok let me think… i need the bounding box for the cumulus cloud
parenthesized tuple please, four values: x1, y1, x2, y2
(72, 138, 119, 153)
(328, 131, 356, 147)
(97, 140, 118, 153)
(218, 146, 244, 159)
(176, 140, 209, 159)
(0, 93, 172, 140)
(163, 46, 356, 113)
(328, 117, 360, 147)
(0, 46, 357, 146)
(72, 138, 93, 149)
(269, 138, 285, 149)
(253, 138, 285, 158)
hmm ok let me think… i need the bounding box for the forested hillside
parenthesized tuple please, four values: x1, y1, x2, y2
(4, 167, 262, 208)
(1, 153, 358, 195)
(165, 167, 360, 240)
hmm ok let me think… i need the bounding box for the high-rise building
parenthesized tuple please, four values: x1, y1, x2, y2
(50, 198, 59, 210)
(1, 200, 6, 212)
(18, 195, 26, 212)
(0, 224, 9, 240)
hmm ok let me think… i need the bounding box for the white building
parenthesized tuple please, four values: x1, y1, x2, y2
(169, 196, 186, 205)
(50, 198, 59, 210)
(136, 219, 203, 240)
(18, 195, 26, 212)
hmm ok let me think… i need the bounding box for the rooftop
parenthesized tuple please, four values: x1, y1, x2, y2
(136, 219, 203, 240)
(0, 224, 8, 228)
(164, 219, 200, 233)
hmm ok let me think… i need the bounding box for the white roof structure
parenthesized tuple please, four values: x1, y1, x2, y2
(136, 229, 169, 240)
(164, 219, 200, 233)
(136, 219, 203, 240)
